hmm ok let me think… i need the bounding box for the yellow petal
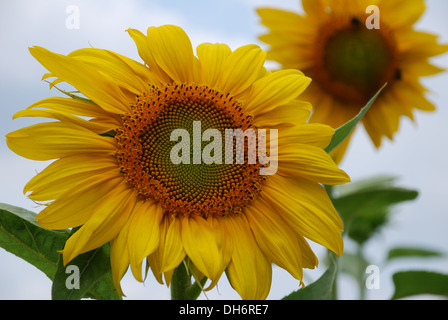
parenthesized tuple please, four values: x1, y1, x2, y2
(22, 95, 122, 136)
(36, 174, 123, 230)
(401, 57, 446, 78)
(362, 106, 385, 148)
(254, 100, 312, 128)
(13, 108, 116, 134)
(297, 235, 319, 270)
(110, 223, 131, 296)
(204, 215, 234, 290)
(380, 0, 425, 29)
(370, 94, 399, 140)
(6, 122, 115, 161)
(181, 215, 222, 282)
(62, 182, 136, 265)
(280, 123, 335, 149)
(146, 233, 177, 287)
(263, 175, 344, 257)
(256, 8, 310, 35)
(160, 216, 185, 273)
(196, 43, 232, 88)
(397, 29, 448, 57)
(329, 131, 354, 165)
(278, 143, 351, 185)
(128, 201, 162, 282)
(146, 217, 169, 285)
(301, 0, 326, 18)
(245, 69, 311, 115)
(246, 199, 305, 282)
(216, 44, 266, 97)
(22, 97, 119, 121)
(29, 46, 130, 114)
(146, 25, 196, 84)
(126, 28, 171, 84)
(25, 153, 118, 201)
(225, 214, 272, 300)
(393, 80, 436, 112)
(68, 48, 156, 93)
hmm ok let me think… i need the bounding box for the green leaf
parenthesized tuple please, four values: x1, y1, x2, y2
(392, 271, 448, 299)
(0, 203, 69, 279)
(387, 247, 444, 262)
(85, 271, 122, 300)
(0, 203, 42, 227)
(282, 252, 338, 300)
(332, 179, 418, 244)
(334, 187, 418, 222)
(0, 204, 120, 300)
(325, 83, 387, 154)
(51, 238, 122, 300)
(336, 175, 398, 196)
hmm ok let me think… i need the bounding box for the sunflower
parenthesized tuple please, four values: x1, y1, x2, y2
(6, 25, 350, 300)
(257, 0, 448, 163)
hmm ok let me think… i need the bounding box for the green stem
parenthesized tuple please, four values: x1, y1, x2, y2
(357, 244, 366, 300)
(171, 263, 191, 300)
(325, 185, 339, 300)
(327, 250, 339, 300)
(170, 261, 207, 300)
(185, 276, 207, 300)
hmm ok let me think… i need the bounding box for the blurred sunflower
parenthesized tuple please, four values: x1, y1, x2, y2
(258, 0, 448, 163)
(6, 25, 350, 300)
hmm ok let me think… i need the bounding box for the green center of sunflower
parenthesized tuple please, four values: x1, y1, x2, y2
(115, 84, 264, 218)
(313, 17, 399, 104)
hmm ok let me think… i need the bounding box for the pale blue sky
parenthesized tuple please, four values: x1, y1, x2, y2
(1, 0, 447, 300)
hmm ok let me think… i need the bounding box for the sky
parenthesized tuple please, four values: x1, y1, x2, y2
(0, 0, 447, 300)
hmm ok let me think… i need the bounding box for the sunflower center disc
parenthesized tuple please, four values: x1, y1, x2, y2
(314, 18, 398, 104)
(115, 84, 265, 217)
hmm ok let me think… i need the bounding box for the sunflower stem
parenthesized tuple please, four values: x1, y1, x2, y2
(171, 263, 191, 300)
(325, 185, 339, 300)
(170, 261, 207, 300)
(185, 276, 208, 300)
(357, 244, 366, 300)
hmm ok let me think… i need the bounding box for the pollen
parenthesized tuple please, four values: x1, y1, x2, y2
(114, 84, 265, 218)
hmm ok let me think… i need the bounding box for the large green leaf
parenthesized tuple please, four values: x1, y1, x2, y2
(333, 187, 418, 222)
(0, 203, 121, 300)
(392, 271, 448, 299)
(325, 83, 386, 154)
(282, 252, 338, 300)
(0, 203, 69, 279)
(387, 247, 444, 262)
(51, 238, 122, 300)
(332, 177, 418, 244)
(335, 175, 398, 196)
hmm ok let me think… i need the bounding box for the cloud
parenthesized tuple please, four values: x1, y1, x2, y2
(0, 0, 186, 81)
